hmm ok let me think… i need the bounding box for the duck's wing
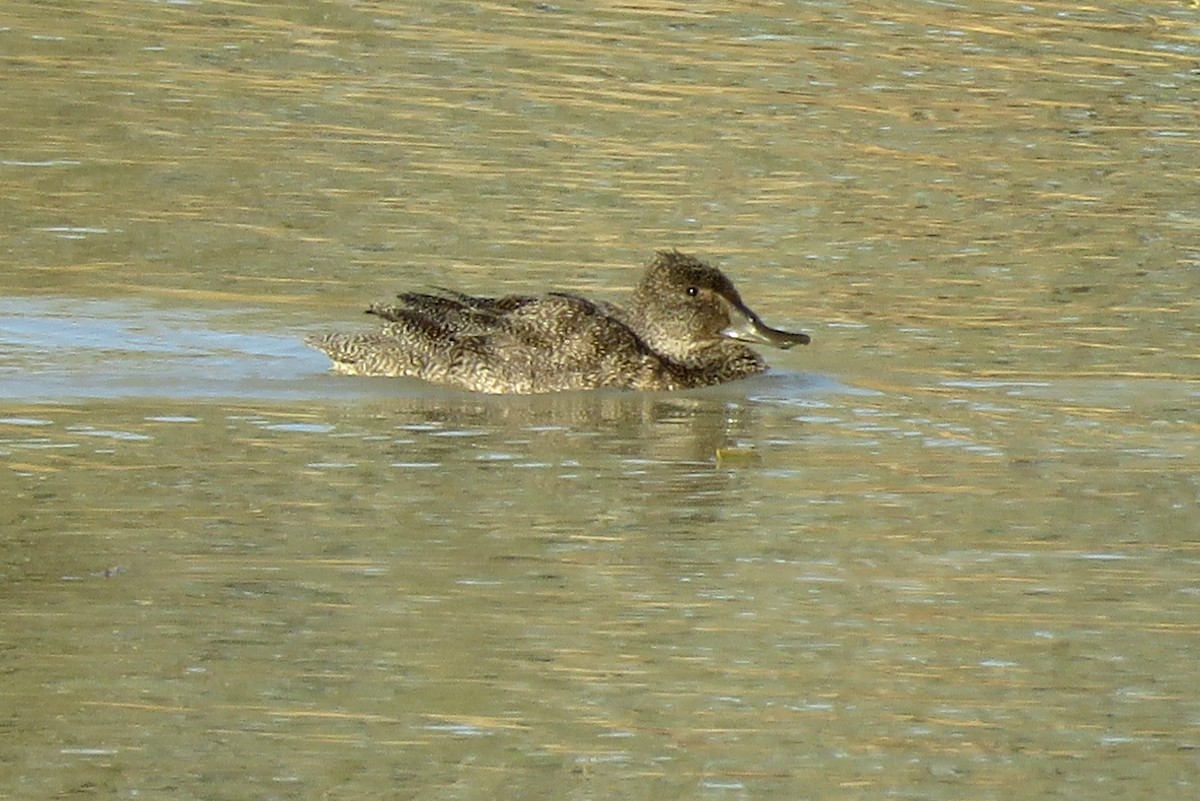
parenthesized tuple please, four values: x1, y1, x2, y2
(422, 288, 537, 315)
(482, 293, 671, 389)
(527, 293, 648, 348)
(367, 290, 538, 334)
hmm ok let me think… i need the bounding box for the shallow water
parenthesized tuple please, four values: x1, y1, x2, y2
(3, 1, 1199, 799)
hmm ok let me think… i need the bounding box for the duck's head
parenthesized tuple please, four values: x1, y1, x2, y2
(632, 250, 810, 362)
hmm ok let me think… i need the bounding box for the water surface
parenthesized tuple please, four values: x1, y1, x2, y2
(2, 1, 1198, 799)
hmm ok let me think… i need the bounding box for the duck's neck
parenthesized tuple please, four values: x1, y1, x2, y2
(664, 341, 767, 387)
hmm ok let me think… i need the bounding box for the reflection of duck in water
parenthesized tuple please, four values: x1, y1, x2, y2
(306, 250, 810, 394)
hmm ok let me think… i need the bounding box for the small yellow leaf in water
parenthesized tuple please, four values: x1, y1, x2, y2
(715, 446, 762, 467)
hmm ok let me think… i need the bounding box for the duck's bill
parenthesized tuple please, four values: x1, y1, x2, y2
(723, 304, 811, 349)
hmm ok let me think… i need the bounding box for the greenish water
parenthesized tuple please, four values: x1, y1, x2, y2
(2, 1, 1198, 799)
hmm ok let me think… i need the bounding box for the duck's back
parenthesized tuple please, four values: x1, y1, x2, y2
(306, 291, 667, 393)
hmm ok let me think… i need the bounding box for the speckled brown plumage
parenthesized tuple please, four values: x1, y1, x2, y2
(305, 250, 810, 394)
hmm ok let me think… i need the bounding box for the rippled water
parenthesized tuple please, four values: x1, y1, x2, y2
(2, 1, 1198, 799)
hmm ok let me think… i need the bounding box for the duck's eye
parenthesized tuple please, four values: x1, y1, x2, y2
(686, 286, 699, 297)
